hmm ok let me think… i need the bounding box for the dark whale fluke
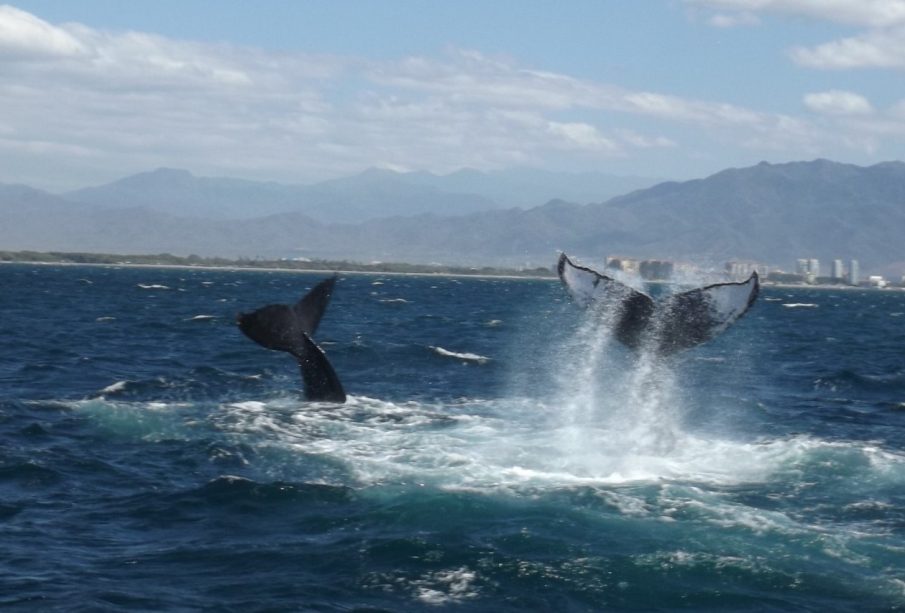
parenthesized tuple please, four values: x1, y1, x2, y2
(237, 276, 346, 402)
(557, 253, 759, 355)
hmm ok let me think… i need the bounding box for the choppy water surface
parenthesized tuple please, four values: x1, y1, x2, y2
(1, 264, 904, 611)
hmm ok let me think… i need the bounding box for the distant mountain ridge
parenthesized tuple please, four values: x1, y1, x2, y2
(2, 159, 904, 274)
(64, 166, 662, 223)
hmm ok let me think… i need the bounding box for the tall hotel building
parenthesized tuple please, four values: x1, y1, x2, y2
(832, 259, 845, 280)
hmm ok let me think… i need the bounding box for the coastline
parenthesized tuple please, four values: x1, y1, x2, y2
(3, 257, 900, 290)
(0, 259, 558, 282)
(763, 281, 902, 292)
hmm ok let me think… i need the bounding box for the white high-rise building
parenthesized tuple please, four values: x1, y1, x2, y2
(832, 259, 844, 280)
(725, 261, 768, 280)
(808, 258, 820, 278)
(849, 260, 860, 286)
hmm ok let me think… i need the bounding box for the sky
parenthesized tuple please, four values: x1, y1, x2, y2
(2, 0, 905, 191)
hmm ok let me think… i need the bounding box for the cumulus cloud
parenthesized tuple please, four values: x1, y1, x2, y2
(688, 0, 905, 28)
(791, 26, 905, 69)
(803, 90, 875, 115)
(0, 4, 86, 58)
(690, 0, 905, 70)
(616, 130, 677, 149)
(707, 12, 761, 27)
(0, 5, 895, 190)
(546, 122, 621, 151)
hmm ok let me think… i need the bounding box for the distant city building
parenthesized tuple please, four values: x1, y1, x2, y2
(639, 260, 674, 280)
(794, 258, 821, 283)
(869, 275, 887, 288)
(725, 261, 768, 281)
(672, 262, 699, 277)
(849, 260, 860, 286)
(606, 256, 640, 274)
(832, 259, 844, 280)
(808, 258, 820, 279)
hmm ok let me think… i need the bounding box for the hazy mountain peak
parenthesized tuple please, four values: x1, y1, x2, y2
(357, 167, 401, 179)
(3, 158, 905, 273)
(119, 167, 194, 185)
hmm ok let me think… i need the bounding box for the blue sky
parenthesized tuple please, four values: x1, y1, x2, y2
(2, 1, 905, 190)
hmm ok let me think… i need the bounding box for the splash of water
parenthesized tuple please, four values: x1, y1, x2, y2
(549, 292, 686, 478)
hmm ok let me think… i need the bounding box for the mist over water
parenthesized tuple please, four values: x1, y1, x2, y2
(2, 264, 904, 610)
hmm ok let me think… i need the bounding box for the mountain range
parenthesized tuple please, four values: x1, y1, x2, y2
(1, 160, 904, 275)
(62, 166, 660, 223)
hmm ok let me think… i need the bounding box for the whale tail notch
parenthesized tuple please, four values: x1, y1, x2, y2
(557, 253, 758, 354)
(237, 275, 346, 402)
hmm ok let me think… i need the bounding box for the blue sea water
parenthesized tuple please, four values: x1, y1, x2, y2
(1, 263, 904, 611)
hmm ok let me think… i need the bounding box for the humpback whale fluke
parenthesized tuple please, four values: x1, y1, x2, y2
(557, 253, 759, 355)
(237, 276, 346, 402)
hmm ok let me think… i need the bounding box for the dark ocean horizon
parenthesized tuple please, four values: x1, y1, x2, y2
(2, 263, 904, 611)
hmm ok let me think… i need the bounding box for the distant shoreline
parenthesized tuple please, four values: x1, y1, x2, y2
(764, 281, 896, 292)
(0, 253, 557, 281)
(2, 251, 900, 290)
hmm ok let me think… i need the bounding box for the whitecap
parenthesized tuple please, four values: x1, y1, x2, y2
(782, 303, 818, 308)
(430, 346, 491, 364)
(413, 567, 479, 605)
(137, 283, 170, 290)
(188, 314, 217, 321)
(100, 381, 128, 394)
(96, 316, 116, 322)
(379, 298, 409, 304)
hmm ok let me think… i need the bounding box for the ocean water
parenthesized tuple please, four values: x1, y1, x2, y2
(1, 263, 904, 611)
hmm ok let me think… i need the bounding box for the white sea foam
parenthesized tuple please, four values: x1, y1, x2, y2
(66, 386, 905, 583)
(188, 314, 217, 321)
(413, 567, 479, 605)
(66, 299, 905, 496)
(137, 283, 170, 290)
(430, 346, 491, 364)
(782, 303, 818, 308)
(189, 392, 903, 495)
(100, 380, 128, 394)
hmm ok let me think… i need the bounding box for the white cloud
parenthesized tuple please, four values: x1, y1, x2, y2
(617, 130, 678, 149)
(791, 26, 905, 69)
(0, 6, 900, 190)
(546, 122, 621, 151)
(803, 90, 874, 115)
(688, 0, 905, 28)
(0, 4, 86, 58)
(708, 12, 761, 27)
(690, 0, 905, 70)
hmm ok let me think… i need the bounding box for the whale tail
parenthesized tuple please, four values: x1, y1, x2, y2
(557, 253, 758, 354)
(237, 276, 346, 402)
